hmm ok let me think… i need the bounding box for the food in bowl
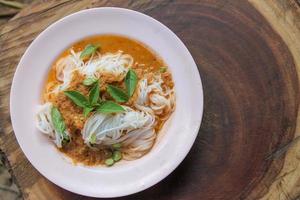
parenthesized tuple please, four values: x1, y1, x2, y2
(35, 35, 175, 166)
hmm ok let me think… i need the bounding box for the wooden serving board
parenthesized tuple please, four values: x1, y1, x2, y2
(0, 0, 300, 199)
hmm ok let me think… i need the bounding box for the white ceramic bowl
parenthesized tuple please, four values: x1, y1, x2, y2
(10, 7, 203, 198)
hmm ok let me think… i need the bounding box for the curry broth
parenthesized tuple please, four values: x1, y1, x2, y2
(44, 35, 173, 166)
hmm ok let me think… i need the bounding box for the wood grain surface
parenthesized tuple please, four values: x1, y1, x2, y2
(0, 0, 300, 199)
(0, 0, 31, 29)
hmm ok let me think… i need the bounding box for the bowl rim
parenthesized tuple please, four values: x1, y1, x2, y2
(10, 7, 203, 197)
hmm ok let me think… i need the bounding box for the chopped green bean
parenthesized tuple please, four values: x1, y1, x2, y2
(112, 151, 122, 162)
(105, 158, 114, 166)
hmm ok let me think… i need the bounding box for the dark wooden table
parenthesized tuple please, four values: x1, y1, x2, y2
(1, 0, 300, 199)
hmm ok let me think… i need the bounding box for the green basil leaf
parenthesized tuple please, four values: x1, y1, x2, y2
(64, 91, 89, 108)
(83, 77, 98, 86)
(51, 106, 70, 144)
(96, 101, 125, 114)
(51, 106, 66, 134)
(89, 80, 99, 105)
(83, 107, 94, 118)
(160, 66, 167, 73)
(125, 69, 138, 97)
(80, 44, 99, 59)
(107, 85, 129, 103)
